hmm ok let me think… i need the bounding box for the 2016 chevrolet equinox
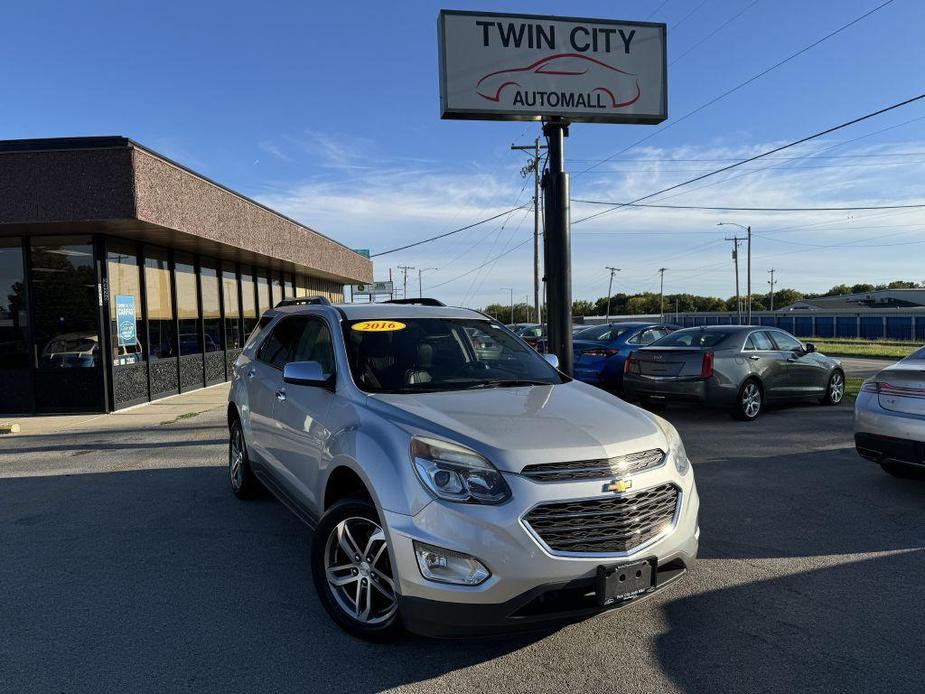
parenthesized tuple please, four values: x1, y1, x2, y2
(227, 299, 699, 640)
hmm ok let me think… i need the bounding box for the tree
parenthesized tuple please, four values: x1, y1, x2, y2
(571, 300, 595, 317)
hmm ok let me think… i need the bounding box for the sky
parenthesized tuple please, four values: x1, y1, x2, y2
(3, 0, 925, 308)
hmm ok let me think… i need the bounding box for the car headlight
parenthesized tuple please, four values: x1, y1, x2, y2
(654, 417, 690, 475)
(411, 436, 511, 504)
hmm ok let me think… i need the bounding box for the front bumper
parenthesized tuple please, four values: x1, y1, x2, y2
(383, 469, 699, 636)
(399, 557, 689, 637)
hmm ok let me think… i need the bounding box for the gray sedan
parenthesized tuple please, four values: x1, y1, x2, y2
(623, 326, 845, 420)
(855, 345, 925, 478)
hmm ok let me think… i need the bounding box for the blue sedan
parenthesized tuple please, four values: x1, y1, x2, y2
(573, 322, 678, 390)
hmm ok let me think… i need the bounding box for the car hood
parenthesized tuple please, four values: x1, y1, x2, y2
(367, 381, 666, 473)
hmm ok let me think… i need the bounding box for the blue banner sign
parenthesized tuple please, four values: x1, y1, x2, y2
(115, 295, 137, 346)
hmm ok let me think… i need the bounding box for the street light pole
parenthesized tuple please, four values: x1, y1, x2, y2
(657, 268, 667, 322)
(725, 236, 744, 324)
(418, 267, 437, 298)
(604, 266, 620, 323)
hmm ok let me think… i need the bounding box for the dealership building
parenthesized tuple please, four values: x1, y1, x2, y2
(0, 136, 372, 414)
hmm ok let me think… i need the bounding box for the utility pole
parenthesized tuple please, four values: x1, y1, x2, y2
(725, 236, 745, 324)
(388, 268, 394, 300)
(604, 266, 621, 323)
(719, 222, 752, 323)
(501, 287, 514, 324)
(418, 267, 437, 298)
(512, 137, 547, 324)
(398, 265, 414, 300)
(542, 118, 573, 375)
(768, 268, 777, 312)
(657, 268, 667, 322)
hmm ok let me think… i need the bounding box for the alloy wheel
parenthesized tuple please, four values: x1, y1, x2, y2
(829, 372, 844, 403)
(742, 382, 761, 418)
(323, 517, 397, 624)
(229, 427, 245, 491)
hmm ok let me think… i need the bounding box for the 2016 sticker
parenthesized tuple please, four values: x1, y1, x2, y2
(351, 320, 407, 332)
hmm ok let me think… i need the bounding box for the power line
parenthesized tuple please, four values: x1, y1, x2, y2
(574, 0, 897, 177)
(370, 205, 528, 257)
(427, 236, 533, 291)
(572, 92, 925, 225)
(669, 0, 761, 66)
(572, 200, 925, 212)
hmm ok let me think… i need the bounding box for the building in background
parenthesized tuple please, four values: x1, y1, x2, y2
(0, 137, 372, 414)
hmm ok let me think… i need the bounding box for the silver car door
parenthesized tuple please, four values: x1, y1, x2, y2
(770, 330, 818, 395)
(272, 316, 337, 514)
(250, 317, 302, 477)
(747, 331, 788, 397)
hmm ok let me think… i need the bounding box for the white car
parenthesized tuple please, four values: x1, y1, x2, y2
(855, 346, 925, 478)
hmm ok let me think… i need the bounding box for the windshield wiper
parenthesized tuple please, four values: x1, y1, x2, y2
(461, 379, 552, 389)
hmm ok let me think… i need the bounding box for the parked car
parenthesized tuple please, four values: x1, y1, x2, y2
(514, 323, 546, 350)
(624, 325, 845, 421)
(855, 345, 925, 478)
(39, 332, 99, 368)
(228, 300, 699, 640)
(573, 322, 678, 391)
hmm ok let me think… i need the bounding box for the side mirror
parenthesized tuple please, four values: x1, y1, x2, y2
(804, 342, 816, 353)
(544, 353, 560, 369)
(283, 361, 334, 389)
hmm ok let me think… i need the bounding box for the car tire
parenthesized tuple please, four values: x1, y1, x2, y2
(880, 461, 925, 479)
(819, 369, 845, 406)
(311, 497, 403, 642)
(229, 418, 261, 498)
(732, 378, 763, 421)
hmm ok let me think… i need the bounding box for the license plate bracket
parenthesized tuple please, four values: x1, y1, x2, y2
(596, 558, 657, 607)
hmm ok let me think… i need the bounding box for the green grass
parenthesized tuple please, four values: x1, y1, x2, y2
(809, 338, 919, 360)
(843, 376, 865, 403)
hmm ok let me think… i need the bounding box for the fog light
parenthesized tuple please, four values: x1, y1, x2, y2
(413, 541, 490, 585)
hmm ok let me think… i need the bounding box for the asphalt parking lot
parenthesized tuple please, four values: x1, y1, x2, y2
(1, 397, 923, 693)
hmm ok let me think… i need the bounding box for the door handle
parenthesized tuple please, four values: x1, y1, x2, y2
(748, 355, 760, 360)
(247, 369, 256, 380)
(275, 388, 287, 402)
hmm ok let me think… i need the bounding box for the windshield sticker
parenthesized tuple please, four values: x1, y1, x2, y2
(351, 320, 407, 332)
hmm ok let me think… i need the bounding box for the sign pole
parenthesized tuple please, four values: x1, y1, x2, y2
(542, 118, 573, 375)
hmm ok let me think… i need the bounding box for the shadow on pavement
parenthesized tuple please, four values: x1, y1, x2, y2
(0, 467, 544, 693)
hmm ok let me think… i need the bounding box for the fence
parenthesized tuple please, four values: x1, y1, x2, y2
(579, 311, 925, 342)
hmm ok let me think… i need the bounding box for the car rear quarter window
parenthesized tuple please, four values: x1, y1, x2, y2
(651, 330, 728, 348)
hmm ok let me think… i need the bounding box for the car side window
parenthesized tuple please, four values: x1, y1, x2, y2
(637, 329, 659, 346)
(291, 318, 336, 376)
(256, 317, 305, 370)
(751, 331, 776, 351)
(770, 331, 803, 352)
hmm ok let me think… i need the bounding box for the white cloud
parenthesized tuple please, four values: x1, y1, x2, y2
(250, 133, 925, 307)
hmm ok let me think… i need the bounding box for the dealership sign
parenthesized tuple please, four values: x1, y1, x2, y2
(438, 10, 666, 124)
(352, 281, 394, 296)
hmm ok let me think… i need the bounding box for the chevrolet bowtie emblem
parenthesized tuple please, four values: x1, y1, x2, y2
(606, 479, 633, 493)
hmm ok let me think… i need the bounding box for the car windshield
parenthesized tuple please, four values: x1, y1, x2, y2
(578, 325, 635, 342)
(651, 329, 730, 348)
(344, 317, 563, 393)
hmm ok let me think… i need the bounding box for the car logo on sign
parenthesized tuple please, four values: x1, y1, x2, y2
(606, 479, 633, 493)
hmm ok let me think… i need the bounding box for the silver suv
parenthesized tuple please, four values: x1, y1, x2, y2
(227, 299, 699, 639)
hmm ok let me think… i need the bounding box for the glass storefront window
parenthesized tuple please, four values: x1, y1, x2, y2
(256, 270, 270, 316)
(107, 241, 145, 366)
(222, 262, 242, 349)
(295, 274, 307, 298)
(201, 259, 222, 352)
(175, 253, 201, 356)
(145, 246, 175, 360)
(242, 267, 258, 337)
(272, 270, 284, 306)
(30, 237, 99, 369)
(286, 273, 295, 299)
(0, 239, 28, 369)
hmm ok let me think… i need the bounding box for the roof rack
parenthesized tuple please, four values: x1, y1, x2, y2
(275, 296, 331, 307)
(382, 298, 446, 307)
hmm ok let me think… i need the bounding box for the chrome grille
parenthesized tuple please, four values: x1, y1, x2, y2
(523, 483, 679, 554)
(520, 449, 665, 482)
